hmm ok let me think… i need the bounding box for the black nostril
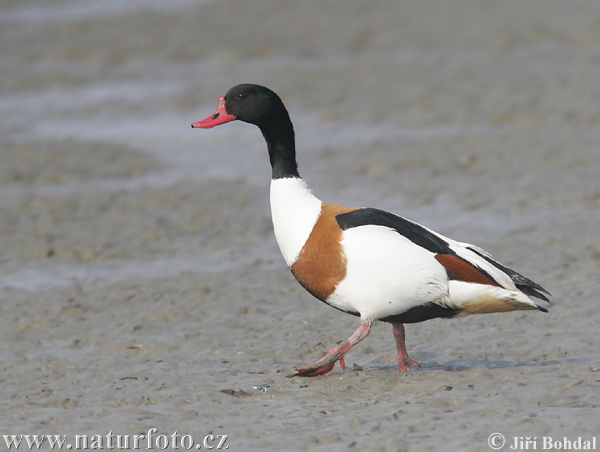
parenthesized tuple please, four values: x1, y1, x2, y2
(212, 113, 220, 120)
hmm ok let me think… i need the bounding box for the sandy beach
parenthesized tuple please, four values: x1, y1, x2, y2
(1, 1, 599, 450)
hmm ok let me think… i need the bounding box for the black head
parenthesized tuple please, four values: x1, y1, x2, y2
(192, 84, 290, 132)
(192, 84, 299, 179)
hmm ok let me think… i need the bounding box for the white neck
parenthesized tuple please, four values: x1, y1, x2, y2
(270, 177, 322, 266)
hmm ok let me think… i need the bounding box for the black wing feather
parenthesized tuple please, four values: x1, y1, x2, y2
(467, 246, 552, 302)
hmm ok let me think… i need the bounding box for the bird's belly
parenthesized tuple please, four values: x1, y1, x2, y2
(328, 225, 449, 322)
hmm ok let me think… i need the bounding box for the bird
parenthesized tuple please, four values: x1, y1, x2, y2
(191, 84, 552, 377)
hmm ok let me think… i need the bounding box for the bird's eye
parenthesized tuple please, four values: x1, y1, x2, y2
(236, 93, 245, 100)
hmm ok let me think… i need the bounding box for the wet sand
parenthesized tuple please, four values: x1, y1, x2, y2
(1, 1, 599, 450)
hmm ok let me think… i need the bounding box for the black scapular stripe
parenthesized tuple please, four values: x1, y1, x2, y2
(336, 208, 452, 254)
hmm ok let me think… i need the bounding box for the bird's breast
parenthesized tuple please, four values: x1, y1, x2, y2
(290, 203, 359, 301)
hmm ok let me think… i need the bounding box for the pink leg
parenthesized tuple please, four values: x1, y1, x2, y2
(293, 322, 371, 377)
(392, 323, 420, 372)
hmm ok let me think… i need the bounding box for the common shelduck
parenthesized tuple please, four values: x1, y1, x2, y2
(192, 84, 552, 377)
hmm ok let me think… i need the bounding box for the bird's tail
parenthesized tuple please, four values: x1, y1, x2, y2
(447, 281, 551, 315)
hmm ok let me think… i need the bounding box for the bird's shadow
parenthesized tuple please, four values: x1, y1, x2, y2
(364, 356, 588, 373)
